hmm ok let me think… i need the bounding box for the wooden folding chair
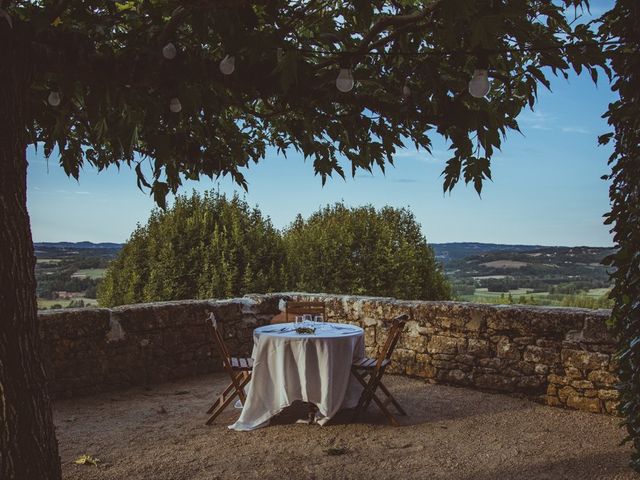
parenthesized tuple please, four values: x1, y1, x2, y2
(204, 313, 253, 425)
(284, 301, 326, 323)
(351, 314, 409, 426)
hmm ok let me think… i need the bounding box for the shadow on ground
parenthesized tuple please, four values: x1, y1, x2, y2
(55, 373, 635, 480)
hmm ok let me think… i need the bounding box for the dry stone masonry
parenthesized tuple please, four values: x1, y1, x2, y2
(39, 293, 619, 415)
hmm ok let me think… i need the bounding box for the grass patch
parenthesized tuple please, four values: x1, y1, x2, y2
(71, 268, 106, 279)
(37, 297, 98, 309)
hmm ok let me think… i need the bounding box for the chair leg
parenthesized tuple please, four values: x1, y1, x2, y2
(377, 380, 407, 416)
(205, 372, 251, 425)
(207, 381, 236, 414)
(351, 368, 401, 426)
(351, 369, 376, 422)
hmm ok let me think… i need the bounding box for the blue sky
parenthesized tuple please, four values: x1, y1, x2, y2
(27, 3, 617, 247)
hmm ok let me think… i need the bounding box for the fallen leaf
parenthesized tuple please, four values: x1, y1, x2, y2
(74, 454, 100, 467)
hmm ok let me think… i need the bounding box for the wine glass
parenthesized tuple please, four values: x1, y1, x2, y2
(303, 314, 312, 325)
(295, 315, 302, 326)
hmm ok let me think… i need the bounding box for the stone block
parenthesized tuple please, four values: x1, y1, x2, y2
(570, 380, 594, 390)
(364, 326, 376, 346)
(566, 395, 601, 414)
(546, 396, 562, 407)
(582, 314, 614, 344)
(363, 317, 378, 327)
(534, 364, 549, 375)
(547, 373, 569, 386)
(427, 335, 465, 355)
(558, 386, 577, 402)
(467, 339, 491, 357)
(400, 333, 428, 352)
(478, 357, 503, 370)
(587, 370, 618, 387)
(465, 311, 485, 332)
(411, 354, 436, 379)
(454, 354, 476, 366)
(517, 376, 544, 390)
(523, 345, 559, 364)
(564, 366, 583, 379)
(598, 389, 620, 401)
(439, 369, 469, 384)
(605, 400, 620, 415)
(561, 349, 609, 371)
(496, 338, 521, 360)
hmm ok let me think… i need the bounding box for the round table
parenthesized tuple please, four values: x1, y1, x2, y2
(229, 322, 365, 431)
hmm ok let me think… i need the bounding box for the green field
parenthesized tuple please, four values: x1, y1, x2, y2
(71, 268, 107, 279)
(36, 258, 62, 264)
(37, 297, 99, 309)
(458, 287, 612, 309)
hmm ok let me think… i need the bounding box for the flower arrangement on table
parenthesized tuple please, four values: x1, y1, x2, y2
(294, 326, 316, 335)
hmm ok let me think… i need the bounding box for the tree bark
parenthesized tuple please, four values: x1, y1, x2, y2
(0, 21, 63, 480)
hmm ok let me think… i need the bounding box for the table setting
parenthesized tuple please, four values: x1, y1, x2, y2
(228, 316, 365, 431)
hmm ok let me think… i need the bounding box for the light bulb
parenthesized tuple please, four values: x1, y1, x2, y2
(336, 68, 354, 92)
(162, 42, 177, 60)
(469, 69, 491, 98)
(219, 55, 235, 75)
(47, 91, 61, 106)
(169, 97, 182, 113)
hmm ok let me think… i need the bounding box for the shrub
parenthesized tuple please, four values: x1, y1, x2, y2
(283, 203, 451, 300)
(98, 192, 286, 306)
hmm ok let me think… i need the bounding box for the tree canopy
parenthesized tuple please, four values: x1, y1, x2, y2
(12, 0, 608, 202)
(284, 203, 451, 300)
(98, 192, 286, 306)
(98, 195, 450, 305)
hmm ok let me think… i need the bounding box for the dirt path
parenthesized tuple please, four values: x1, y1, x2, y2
(54, 373, 636, 480)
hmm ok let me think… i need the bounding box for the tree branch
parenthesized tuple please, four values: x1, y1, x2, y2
(158, 6, 186, 45)
(312, 1, 443, 70)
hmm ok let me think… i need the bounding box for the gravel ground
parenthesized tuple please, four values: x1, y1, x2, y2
(55, 373, 637, 480)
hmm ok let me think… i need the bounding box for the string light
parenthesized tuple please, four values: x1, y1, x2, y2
(336, 68, 354, 92)
(169, 97, 182, 113)
(47, 91, 61, 106)
(468, 69, 491, 98)
(162, 42, 177, 60)
(219, 55, 235, 75)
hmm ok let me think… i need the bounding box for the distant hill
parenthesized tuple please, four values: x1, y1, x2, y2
(34, 242, 122, 260)
(34, 241, 123, 250)
(431, 242, 545, 263)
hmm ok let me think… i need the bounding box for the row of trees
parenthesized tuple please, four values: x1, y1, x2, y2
(98, 192, 451, 306)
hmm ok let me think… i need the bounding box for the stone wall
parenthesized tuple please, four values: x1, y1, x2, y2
(39, 293, 619, 415)
(39, 298, 280, 398)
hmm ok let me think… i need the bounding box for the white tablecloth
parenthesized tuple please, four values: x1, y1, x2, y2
(229, 322, 365, 431)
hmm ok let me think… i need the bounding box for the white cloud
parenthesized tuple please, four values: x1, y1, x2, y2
(519, 110, 555, 131)
(561, 126, 590, 134)
(393, 148, 448, 164)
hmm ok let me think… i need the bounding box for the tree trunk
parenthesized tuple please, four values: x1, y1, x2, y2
(0, 21, 62, 480)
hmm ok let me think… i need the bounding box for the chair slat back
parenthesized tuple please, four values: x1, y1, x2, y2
(285, 301, 326, 322)
(206, 313, 232, 369)
(375, 314, 408, 370)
